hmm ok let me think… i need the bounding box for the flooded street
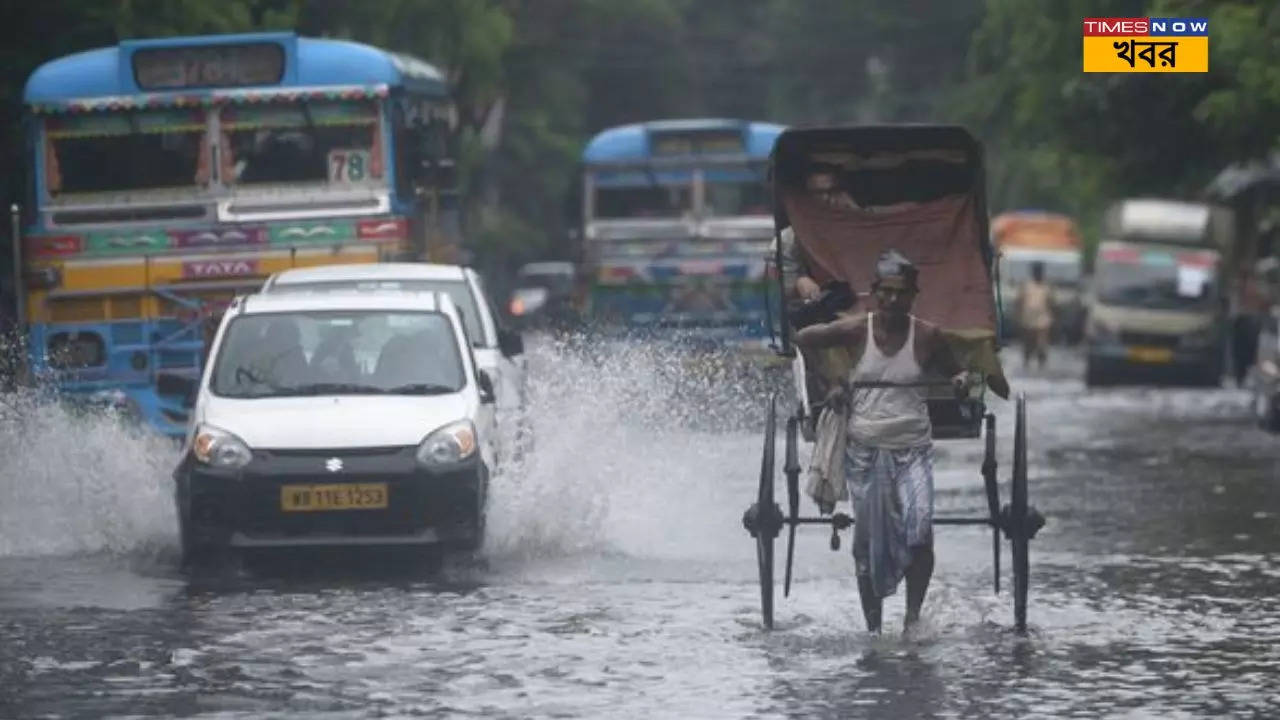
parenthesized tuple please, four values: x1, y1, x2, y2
(3, 342, 1280, 719)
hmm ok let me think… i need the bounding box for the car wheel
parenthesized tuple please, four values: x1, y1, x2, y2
(457, 470, 488, 553)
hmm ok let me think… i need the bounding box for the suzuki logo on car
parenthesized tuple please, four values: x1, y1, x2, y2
(325, 457, 343, 472)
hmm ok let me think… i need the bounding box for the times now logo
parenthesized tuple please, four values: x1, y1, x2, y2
(1083, 17, 1209, 35)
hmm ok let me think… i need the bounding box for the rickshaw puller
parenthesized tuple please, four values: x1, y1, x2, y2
(794, 249, 968, 634)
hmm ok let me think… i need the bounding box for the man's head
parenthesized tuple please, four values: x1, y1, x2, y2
(1031, 261, 1046, 282)
(871, 249, 919, 318)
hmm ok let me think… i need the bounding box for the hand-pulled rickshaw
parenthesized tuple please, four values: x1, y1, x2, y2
(742, 125, 1046, 633)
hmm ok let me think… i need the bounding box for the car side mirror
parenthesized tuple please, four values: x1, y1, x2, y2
(156, 372, 198, 408)
(477, 370, 496, 404)
(498, 329, 524, 357)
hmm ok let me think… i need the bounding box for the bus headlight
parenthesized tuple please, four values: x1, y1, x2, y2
(192, 424, 252, 469)
(415, 420, 477, 466)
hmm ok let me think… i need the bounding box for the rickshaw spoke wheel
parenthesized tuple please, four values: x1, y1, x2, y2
(1011, 393, 1030, 634)
(755, 393, 779, 630)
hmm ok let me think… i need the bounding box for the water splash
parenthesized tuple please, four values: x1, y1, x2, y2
(0, 388, 179, 558)
(484, 332, 787, 562)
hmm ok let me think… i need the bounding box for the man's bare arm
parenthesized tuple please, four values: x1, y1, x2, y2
(920, 323, 965, 379)
(920, 322, 1011, 399)
(795, 315, 864, 349)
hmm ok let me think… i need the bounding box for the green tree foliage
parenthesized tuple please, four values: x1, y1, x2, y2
(954, 0, 1280, 249)
(4, 0, 1279, 288)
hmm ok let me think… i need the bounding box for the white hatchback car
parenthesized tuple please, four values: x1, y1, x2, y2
(174, 290, 496, 563)
(261, 263, 530, 458)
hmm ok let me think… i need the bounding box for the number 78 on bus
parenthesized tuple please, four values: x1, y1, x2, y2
(15, 32, 459, 436)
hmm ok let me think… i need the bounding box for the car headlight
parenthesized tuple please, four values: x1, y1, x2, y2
(415, 420, 478, 466)
(192, 424, 252, 469)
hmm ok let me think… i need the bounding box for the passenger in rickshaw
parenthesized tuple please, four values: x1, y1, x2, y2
(794, 249, 969, 634)
(775, 165, 861, 447)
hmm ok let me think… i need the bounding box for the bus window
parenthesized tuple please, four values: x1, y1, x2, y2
(43, 110, 207, 195)
(220, 101, 384, 187)
(594, 185, 691, 219)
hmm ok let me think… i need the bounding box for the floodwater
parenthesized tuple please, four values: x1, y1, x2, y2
(2, 340, 1279, 719)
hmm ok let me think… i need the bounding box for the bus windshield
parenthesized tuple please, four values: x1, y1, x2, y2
(705, 180, 770, 217)
(221, 100, 384, 187)
(594, 184, 692, 219)
(41, 100, 386, 196)
(44, 110, 207, 195)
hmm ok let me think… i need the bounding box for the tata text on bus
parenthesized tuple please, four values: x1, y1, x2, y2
(15, 32, 458, 435)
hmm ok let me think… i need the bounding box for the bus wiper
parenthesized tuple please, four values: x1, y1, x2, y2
(384, 383, 457, 395)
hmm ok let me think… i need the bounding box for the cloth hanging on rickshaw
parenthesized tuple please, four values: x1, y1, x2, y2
(782, 189, 1010, 398)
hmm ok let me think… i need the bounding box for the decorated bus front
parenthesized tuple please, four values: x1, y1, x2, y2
(578, 119, 784, 347)
(18, 32, 456, 436)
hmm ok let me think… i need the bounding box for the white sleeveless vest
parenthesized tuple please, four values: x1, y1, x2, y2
(848, 313, 932, 448)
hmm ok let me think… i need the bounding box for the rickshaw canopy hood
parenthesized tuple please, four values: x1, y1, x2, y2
(770, 124, 1008, 398)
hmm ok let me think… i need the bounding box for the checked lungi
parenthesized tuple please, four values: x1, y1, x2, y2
(844, 441, 935, 599)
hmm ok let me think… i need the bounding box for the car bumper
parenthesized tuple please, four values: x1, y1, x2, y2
(176, 447, 485, 550)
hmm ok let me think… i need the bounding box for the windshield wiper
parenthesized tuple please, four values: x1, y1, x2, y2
(233, 366, 285, 391)
(291, 382, 386, 395)
(288, 382, 459, 396)
(384, 383, 458, 395)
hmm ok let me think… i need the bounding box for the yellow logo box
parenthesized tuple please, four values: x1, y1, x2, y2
(1083, 36, 1208, 72)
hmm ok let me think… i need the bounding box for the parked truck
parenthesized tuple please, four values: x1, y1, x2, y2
(1084, 198, 1234, 387)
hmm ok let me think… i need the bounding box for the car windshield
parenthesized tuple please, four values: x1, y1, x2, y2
(1096, 247, 1219, 311)
(211, 310, 464, 399)
(269, 278, 490, 346)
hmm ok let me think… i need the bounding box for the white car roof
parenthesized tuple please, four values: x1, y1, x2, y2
(237, 289, 453, 316)
(268, 262, 468, 287)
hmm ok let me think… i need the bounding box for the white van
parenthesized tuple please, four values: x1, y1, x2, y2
(174, 290, 496, 563)
(260, 263, 529, 458)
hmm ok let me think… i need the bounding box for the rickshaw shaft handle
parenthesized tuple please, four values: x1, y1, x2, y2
(788, 516, 995, 527)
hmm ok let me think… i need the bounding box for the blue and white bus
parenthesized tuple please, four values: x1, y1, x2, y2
(16, 32, 457, 435)
(574, 118, 785, 344)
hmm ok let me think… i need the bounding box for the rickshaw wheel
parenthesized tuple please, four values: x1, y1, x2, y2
(1011, 393, 1030, 634)
(755, 394, 779, 630)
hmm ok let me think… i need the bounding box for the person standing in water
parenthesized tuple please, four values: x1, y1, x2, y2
(794, 249, 969, 634)
(1016, 261, 1054, 369)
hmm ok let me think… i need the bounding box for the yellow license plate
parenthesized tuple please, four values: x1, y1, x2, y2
(280, 483, 388, 512)
(1127, 346, 1174, 364)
